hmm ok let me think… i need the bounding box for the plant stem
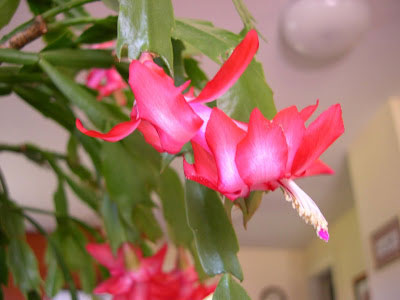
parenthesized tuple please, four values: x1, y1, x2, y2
(47, 16, 98, 31)
(42, 0, 99, 20)
(20, 205, 103, 241)
(0, 0, 100, 47)
(0, 143, 67, 160)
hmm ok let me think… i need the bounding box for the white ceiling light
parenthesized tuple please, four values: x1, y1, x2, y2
(281, 0, 370, 59)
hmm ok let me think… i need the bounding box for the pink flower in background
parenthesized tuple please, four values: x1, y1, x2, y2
(174, 266, 216, 300)
(86, 67, 127, 103)
(86, 243, 168, 300)
(77, 29, 259, 154)
(87, 243, 216, 300)
(184, 101, 344, 241)
(85, 41, 127, 105)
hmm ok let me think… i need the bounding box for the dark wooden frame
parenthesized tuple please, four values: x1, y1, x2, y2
(371, 217, 400, 269)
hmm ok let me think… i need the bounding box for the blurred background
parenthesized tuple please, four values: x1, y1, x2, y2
(1, 0, 400, 299)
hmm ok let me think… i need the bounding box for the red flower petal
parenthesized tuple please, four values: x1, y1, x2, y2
(206, 108, 248, 200)
(189, 103, 213, 153)
(301, 159, 334, 177)
(141, 244, 168, 275)
(76, 118, 140, 142)
(292, 104, 344, 175)
(86, 243, 124, 272)
(129, 60, 203, 153)
(299, 99, 319, 121)
(273, 106, 305, 173)
(94, 274, 132, 295)
(193, 29, 259, 103)
(183, 141, 218, 190)
(137, 120, 163, 152)
(236, 108, 288, 189)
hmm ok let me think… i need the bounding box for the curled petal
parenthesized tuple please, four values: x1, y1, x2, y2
(129, 60, 203, 153)
(189, 103, 213, 153)
(279, 179, 329, 241)
(193, 29, 259, 103)
(292, 104, 344, 176)
(137, 121, 163, 152)
(300, 159, 334, 177)
(76, 118, 140, 142)
(183, 141, 218, 190)
(206, 108, 248, 200)
(236, 108, 288, 190)
(273, 106, 305, 173)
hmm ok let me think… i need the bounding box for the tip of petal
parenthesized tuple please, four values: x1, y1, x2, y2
(318, 229, 330, 242)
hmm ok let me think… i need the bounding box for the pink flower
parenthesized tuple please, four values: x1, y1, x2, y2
(77, 30, 259, 154)
(85, 41, 128, 104)
(184, 101, 344, 241)
(86, 243, 168, 300)
(86, 67, 127, 103)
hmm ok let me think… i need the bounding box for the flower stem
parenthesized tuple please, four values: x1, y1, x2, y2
(0, 0, 100, 47)
(47, 16, 98, 31)
(0, 143, 67, 161)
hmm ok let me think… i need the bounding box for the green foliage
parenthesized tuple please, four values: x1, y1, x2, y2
(27, 0, 53, 15)
(184, 57, 208, 90)
(213, 273, 251, 300)
(132, 204, 163, 242)
(185, 181, 243, 281)
(159, 168, 193, 247)
(53, 179, 68, 219)
(0, 0, 21, 30)
(101, 195, 127, 254)
(44, 249, 64, 297)
(102, 142, 153, 211)
(241, 191, 263, 228)
(7, 238, 41, 294)
(76, 16, 118, 44)
(173, 19, 239, 64)
(174, 19, 276, 121)
(0, 246, 8, 286)
(102, 0, 119, 12)
(231, 0, 256, 32)
(116, 0, 175, 72)
(217, 60, 276, 121)
(0, 1, 280, 298)
(39, 58, 115, 129)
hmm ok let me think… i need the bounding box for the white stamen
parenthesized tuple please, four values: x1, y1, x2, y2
(279, 179, 329, 241)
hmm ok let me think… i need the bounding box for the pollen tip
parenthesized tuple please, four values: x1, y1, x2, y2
(318, 229, 329, 242)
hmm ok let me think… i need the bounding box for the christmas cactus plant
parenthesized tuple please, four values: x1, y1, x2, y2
(0, 0, 344, 299)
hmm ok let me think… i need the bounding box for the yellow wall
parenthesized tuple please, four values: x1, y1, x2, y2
(348, 99, 400, 299)
(305, 207, 366, 300)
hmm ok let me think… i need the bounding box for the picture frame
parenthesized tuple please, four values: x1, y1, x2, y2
(371, 217, 400, 269)
(353, 273, 369, 300)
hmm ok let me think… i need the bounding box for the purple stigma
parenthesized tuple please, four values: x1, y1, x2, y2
(318, 229, 330, 242)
